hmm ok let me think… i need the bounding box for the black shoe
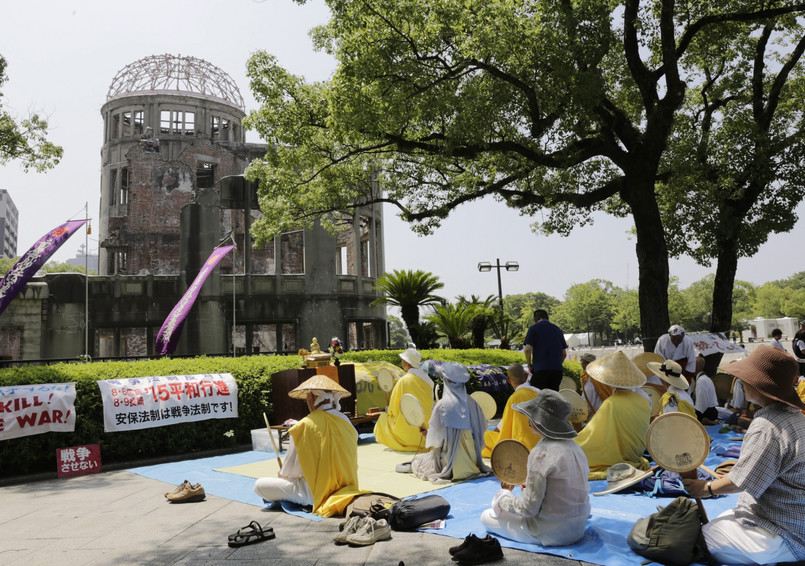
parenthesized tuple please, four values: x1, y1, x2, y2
(449, 533, 481, 557)
(453, 535, 503, 565)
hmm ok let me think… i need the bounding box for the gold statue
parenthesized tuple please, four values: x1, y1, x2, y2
(310, 337, 321, 354)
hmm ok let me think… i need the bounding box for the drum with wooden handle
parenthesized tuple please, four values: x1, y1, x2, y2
(490, 439, 529, 486)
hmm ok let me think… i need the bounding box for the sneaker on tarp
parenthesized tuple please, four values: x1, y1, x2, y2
(346, 518, 392, 546)
(165, 482, 205, 503)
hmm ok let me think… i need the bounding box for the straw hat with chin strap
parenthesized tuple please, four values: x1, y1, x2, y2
(647, 359, 689, 390)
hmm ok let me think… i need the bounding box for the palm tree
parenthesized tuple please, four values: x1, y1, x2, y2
(457, 295, 497, 348)
(427, 302, 477, 349)
(372, 269, 445, 347)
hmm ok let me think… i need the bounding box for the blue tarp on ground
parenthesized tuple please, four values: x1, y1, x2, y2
(129, 425, 742, 566)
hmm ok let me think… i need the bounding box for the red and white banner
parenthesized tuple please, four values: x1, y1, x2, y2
(97, 373, 238, 432)
(0, 383, 77, 440)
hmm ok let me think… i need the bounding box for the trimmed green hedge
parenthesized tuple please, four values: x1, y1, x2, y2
(0, 351, 580, 478)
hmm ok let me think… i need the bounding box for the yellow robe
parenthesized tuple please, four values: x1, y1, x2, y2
(660, 392, 697, 418)
(574, 389, 651, 480)
(374, 372, 434, 451)
(481, 385, 539, 458)
(797, 381, 805, 415)
(290, 410, 363, 517)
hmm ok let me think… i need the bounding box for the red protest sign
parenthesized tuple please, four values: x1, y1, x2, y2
(57, 444, 102, 478)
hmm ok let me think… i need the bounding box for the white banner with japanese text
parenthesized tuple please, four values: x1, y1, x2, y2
(97, 373, 238, 432)
(0, 382, 77, 440)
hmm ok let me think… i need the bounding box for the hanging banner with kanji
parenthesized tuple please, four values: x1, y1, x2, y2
(0, 383, 77, 440)
(154, 244, 234, 355)
(96, 373, 238, 432)
(0, 220, 88, 317)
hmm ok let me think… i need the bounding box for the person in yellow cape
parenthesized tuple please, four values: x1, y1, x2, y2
(374, 347, 435, 451)
(481, 364, 539, 458)
(574, 350, 652, 480)
(254, 375, 363, 517)
(648, 359, 696, 418)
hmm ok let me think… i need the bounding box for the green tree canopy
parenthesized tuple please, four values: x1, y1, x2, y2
(1, 55, 62, 172)
(245, 0, 805, 352)
(658, 14, 805, 333)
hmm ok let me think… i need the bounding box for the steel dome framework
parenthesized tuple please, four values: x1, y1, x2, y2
(106, 54, 244, 110)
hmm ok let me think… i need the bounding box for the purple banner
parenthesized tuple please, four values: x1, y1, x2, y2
(155, 245, 234, 356)
(0, 220, 88, 317)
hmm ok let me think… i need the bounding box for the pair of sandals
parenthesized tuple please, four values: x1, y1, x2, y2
(228, 520, 275, 548)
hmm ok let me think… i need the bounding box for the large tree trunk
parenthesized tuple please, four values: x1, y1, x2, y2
(628, 176, 671, 353)
(400, 304, 420, 348)
(711, 238, 738, 334)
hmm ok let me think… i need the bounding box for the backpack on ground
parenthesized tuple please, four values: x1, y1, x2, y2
(388, 494, 451, 531)
(626, 496, 710, 566)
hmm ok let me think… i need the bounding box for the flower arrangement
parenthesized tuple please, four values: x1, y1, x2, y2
(329, 337, 344, 366)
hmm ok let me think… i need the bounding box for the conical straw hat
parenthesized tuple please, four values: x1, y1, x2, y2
(586, 350, 646, 389)
(631, 352, 664, 377)
(289, 375, 350, 399)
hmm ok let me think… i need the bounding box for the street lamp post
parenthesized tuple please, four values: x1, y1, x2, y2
(478, 259, 519, 345)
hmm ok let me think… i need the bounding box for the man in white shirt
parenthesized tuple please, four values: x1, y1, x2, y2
(769, 328, 786, 352)
(654, 324, 697, 380)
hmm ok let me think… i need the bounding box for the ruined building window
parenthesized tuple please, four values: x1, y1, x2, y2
(211, 116, 232, 141)
(160, 110, 196, 135)
(280, 231, 304, 274)
(114, 251, 128, 275)
(122, 111, 132, 136)
(119, 167, 129, 205)
(133, 111, 144, 135)
(112, 114, 120, 139)
(109, 169, 117, 206)
(197, 162, 215, 189)
(360, 215, 371, 277)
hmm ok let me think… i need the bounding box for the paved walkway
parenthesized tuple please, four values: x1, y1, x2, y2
(0, 470, 599, 566)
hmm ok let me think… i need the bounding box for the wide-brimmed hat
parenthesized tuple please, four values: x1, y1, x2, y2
(586, 351, 646, 389)
(399, 347, 422, 368)
(289, 375, 351, 399)
(631, 352, 665, 377)
(647, 359, 689, 389)
(592, 462, 655, 496)
(513, 389, 577, 439)
(580, 353, 596, 364)
(439, 361, 471, 384)
(718, 344, 805, 410)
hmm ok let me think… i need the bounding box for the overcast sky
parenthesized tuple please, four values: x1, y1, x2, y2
(1, 0, 803, 303)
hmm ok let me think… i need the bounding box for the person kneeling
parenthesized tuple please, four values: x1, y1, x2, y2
(480, 389, 590, 546)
